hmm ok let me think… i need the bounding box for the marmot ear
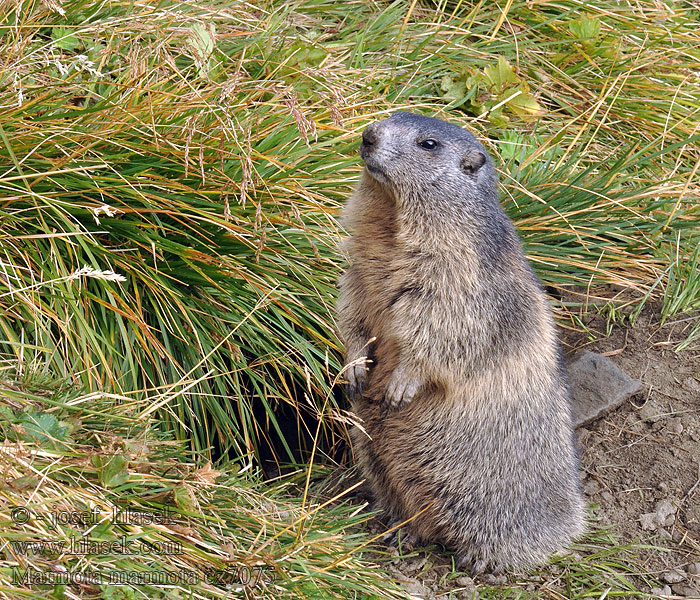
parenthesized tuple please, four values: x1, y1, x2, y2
(461, 151, 486, 175)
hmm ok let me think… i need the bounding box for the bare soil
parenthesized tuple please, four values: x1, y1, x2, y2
(562, 303, 700, 598)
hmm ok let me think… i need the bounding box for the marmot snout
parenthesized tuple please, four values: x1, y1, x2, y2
(337, 111, 585, 574)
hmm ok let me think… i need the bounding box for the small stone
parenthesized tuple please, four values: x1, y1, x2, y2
(601, 490, 614, 503)
(672, 583, 698, 597)
(583, 479, 601, 496)
(567, 351, 645, 427)
(657, 528, 673, 540)
(663, 568, 686, 584)
(658, 482, 670, 494)
(640, 513, 657, 530)
(480, 574, 507, 585)
(639, 402, 662, 423)
(403, 556, 428, 573)
(454, 576, 474, 587)
(685, 503, 700, 526)
(655, 499, 677, 527)
(651, 420, 666, 432)
(623, 411, 645, 432)
(650, 585, 671, 596)
(404, 580, 431, 598)
(665, 417, 684, 435)
(682, 376, 700, 393)
(688, 562, 700, 575)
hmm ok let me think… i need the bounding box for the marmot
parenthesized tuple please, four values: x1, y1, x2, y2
(337, 111, 585, 574)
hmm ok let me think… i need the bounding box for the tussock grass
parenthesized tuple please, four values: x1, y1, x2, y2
(0, 376, 664, 599)
(1, 0, 699, 459)
(0, 376, 409, 600)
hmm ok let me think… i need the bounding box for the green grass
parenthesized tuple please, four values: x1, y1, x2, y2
(1, 0, 699, 461)
(0, 375, 412, 600)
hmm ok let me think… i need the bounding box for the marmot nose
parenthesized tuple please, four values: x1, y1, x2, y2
(362, 123, 379, 147)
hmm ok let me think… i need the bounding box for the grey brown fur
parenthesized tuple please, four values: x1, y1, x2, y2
(337, 112, 585, 574)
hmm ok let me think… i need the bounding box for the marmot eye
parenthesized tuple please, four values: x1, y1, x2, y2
(419, 139, 439, 150)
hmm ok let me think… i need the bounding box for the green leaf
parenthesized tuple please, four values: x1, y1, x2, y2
(440, 74, 467, 103)
(487, 109, 510, 127)
(507, 87, 545, 118)
(497, 130, 529, 162)
(100, 585, 136, 600)
(173, 485, 196, 512)
(187, 22, 215, 77)
(51, 27, 81, 51)
(483, 56, 519, 93)
(8, 475, 39, 490)
(92, 455, 130, 488)
(17, 410, 72, 447)
(188, 23, 215, 60)
(569, 16, 601, 41)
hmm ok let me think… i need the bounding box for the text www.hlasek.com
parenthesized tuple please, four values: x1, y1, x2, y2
(10, 537, 182, 556)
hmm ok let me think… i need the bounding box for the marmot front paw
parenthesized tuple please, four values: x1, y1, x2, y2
(384, 366, 422, 409)
(345, 357, 371, 399)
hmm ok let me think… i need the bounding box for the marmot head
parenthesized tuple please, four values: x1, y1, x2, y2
(359, 112, 497, 210)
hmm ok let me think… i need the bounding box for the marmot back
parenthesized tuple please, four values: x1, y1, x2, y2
(337, 111, 585, 574)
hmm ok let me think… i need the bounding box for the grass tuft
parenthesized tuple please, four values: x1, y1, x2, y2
(0, 375, 409, 599)
(1, 0, 698, 464)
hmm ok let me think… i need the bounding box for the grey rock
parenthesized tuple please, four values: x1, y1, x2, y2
(640, 402, 663, 423)
(686, 503, 700, 526)
(640, 512, 657, 530)
(403, 556, 428, 573)
(454, 576, 475, 587)
(672, 583, 699, 597)
(403, 579, 432, 599)
(567, 351, 645, 427)
(655, 498, 677, 526)
(663, 568, 686, 584)
(600, 490, 614, 503)
(652, 420, 666, 433)
(682, 376, 700, 393)
(639, 499, 677, 530)
(688, 562, 700, 575)
(650, 585, 672, 596)
(583, 479, 601, 496)
(665, 417, 684, 435)
(480, 574, 507, 585)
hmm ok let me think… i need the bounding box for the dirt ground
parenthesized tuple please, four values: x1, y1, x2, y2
(562, 303, 700, 598)
(357, 302, 700, 599)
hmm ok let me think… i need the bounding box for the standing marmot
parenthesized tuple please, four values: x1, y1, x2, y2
(337, 111, 585, 574)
